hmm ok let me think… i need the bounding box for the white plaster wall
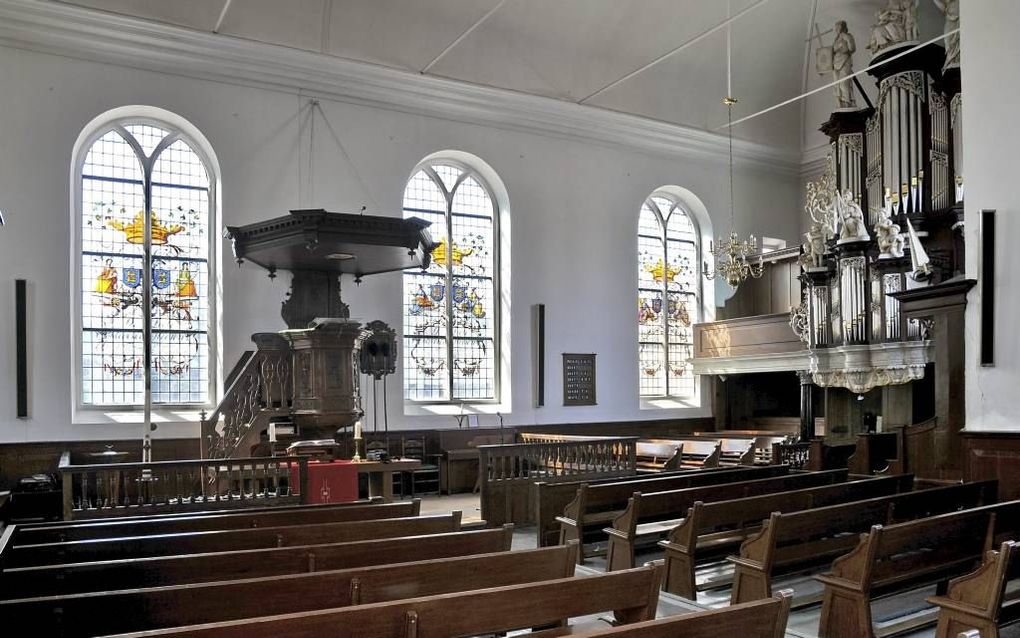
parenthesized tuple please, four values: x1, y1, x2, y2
(0, 44, 802, 443)
(960, 0, 1020, 431)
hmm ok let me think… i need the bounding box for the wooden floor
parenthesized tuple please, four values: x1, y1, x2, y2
(413, 492, 947, 638)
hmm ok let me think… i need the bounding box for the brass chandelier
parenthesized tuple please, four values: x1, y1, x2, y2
(704, 95, 763, 289)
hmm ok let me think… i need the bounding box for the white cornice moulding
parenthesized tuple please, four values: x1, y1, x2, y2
(0, 0, 805, 175)
(800, 141, 832, 178)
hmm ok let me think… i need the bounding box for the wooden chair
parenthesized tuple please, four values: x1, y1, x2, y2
(397, 437, 440, 498)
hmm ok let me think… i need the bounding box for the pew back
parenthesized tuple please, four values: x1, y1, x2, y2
(551, 464, 790, 549)
(573, 590, 793, 638)
(106, 565, 664, 638)
(10, 499, 418, 544)
(728, 480, 997, 604)
(2, 545, 579, 637)
(5, 513, 463, 567)
(1, 526, 514, 599)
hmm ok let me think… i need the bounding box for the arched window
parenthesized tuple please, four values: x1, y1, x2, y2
(76, 117, 215, 407)
(638, 192, 700, 398)
(402, 161, 500, 402)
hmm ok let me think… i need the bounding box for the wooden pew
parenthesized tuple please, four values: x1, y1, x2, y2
(1, 526, 513, 599)
(816, 499, 1020, 638)
(552, 464, 790, 553)
(634, 440, 683, 472)
(2, 544, 580, 637)
(5, 512, 463, 567)
(572, 590, 793, 638)
(716, 438, 757, 466)
(729, 480, 997, 605)
(8, 499, 419, 544)
(107, 564, 664, 638)
(604, 468, 849, 571)
(677, 439, 723, 468)
(926, 541, 1020, 638)
(660, 474, 914, 598)
(535, 465, 735, 548)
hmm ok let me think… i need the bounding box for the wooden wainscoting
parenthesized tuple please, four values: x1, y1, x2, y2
(963, 432, 1020, 500)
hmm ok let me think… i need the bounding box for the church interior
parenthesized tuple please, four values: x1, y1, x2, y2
(1, 0, 1017, 636)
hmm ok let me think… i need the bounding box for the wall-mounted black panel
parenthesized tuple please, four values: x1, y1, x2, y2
(981, 210, 995, 366)
(533, 304, 545, 407)
(16, 279, 28, 418)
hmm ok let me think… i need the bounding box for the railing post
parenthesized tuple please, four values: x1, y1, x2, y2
(298, 457, 309, 504)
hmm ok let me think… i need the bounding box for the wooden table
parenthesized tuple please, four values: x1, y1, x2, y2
(352, 459, 421, 501)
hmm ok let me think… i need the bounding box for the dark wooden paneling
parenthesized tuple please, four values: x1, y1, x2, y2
(0, 439, 199, 491)
(963, 432, 1020, 501)
(0, 418, 715, 492)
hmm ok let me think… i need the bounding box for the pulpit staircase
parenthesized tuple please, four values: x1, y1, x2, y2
(201, 343, 296, 459)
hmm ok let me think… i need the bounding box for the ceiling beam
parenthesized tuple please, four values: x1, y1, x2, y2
(212, 0, 232, 34)
(421, 0, 508, 74)
(578, 0, 772, 105)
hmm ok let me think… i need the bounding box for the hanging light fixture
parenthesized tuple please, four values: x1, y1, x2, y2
(704, 3, 763, 289)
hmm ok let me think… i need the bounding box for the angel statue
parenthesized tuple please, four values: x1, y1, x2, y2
(816, 20, 857, 109)
(836, 190, 871, 243)
(800, 222, 828, 269)
(933, 0, 960, 70)
(868, 0, 919, 56)
(874, 208, 905, 258)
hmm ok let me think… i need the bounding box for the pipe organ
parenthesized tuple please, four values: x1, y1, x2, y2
(794, 43, 964, 396)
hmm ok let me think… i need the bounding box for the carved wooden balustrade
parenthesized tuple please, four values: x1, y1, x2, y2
(201, 334, 293, 459)
(478, 436, 638, 526)
(58, 452, 308, 520)
(771, 441, 812, 469)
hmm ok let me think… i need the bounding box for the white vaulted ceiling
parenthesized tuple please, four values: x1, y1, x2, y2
(50, 0, 943, 154)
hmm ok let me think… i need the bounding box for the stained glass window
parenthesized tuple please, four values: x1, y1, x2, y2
(78, 122, 213, 406)
(638, 193, 699, 398)
(403, 162, 499, 402)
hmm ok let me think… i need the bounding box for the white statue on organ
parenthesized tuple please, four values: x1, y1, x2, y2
(801, 222, 828, 269)
(817, 20, 858, 109)
(868, 0, 920, 56)
(933, 0, 960, 70)
(874, 207, 906, 258)
(836, 190, 871, 243)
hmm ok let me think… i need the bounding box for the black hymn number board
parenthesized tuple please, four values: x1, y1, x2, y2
(562, 353, 596, 406)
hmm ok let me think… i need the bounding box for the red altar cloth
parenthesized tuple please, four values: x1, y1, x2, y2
(291, 460, 359, 504)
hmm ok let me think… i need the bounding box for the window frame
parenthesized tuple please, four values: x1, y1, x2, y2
(638, 191, 702, 399)
(401, 158, 502, 406)
(71, 116, 219, 414)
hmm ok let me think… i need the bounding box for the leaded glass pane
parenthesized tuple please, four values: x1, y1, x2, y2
(80, 124, 212, 407)
(402, 162, 499, 402)
(638, 194, 699, 399)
